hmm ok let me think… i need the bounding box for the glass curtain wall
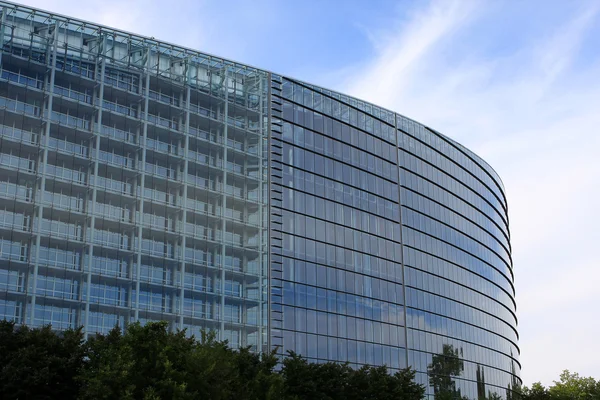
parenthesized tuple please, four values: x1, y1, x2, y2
(0, 2, 270, 351)
(269, 76, 521, 399)
(397, 117, 520, 399)
(270, 76, 407, 370)
(0, 2, 521, 398)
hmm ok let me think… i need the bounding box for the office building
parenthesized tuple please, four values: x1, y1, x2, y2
(0, 2, 520, 398)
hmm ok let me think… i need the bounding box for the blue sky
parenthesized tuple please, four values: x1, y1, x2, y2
(21, 0, 600, 387)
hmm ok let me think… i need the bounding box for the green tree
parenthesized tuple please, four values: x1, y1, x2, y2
(507, 357, 522, 400)
(428, 344, 466, 400)
(80, 322, 283, 400)
(0, 320, 86, 400)
(226, 346, 283, 400)
(521, 382, 551, 400)
(359, 366, 425, 400)
(79, 322, 194, 399)
(0, 318, 429, 400)
(280, 352, 340, 399)
(477, 364, 487, 400)
(547, 370, 599, 400)
(281, 351, 424, 400)
(177, 329, 239, 400)
(522, 371, 600, 400)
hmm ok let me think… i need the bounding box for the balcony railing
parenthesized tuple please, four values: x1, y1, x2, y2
(149, 90, 179, 107)
(146, 138, 178, 155)
(53, 85, 92, 104)
(36, 257, 81, 271)
(94, 176, 133, 195)
(38, 221, 83, 241)
(98, 150, 135, 170)
(0, 153, 35, 173)
(144, 162, 179, 180)
(100, 125, 137, 144)
(141, 188, 178, 206)
(41, 192, 84, 213)
(0, 126, 38, 145)
(102, 99, 138, 118)
(146, 113, 178, 130)
(0, 96, 41, 117)
(45, 164, 86, 185)
(47, 137, 89, 158)
(0, 69, 44, 89)
(0, 181, 33, 202)
(50, 111, 90, 131)
(187, 103, 218, 119)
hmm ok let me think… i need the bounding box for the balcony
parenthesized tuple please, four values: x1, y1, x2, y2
(102, 99, 138, 118)
(0, 153, 36, 174)
(53, 85, 93, 105)
(0, 181, 33, 203)
(145, 113, 179, 131)
(98, 150, 136, 171)
(0, 125, 39, 146)
(47, 137, 89, 159)
(99, 125, 137, 144)
(149, 89, 180, 107)
(146, 137, 178, 156)
(50, 111, 91, 132)
(0, 95, 41, 118)
(45, 164, 87, 186)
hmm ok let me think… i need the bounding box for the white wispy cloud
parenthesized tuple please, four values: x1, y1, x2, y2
(16, 0, 252, 61)
(343, 0, 600, 386)
(347, 0, 480, 108)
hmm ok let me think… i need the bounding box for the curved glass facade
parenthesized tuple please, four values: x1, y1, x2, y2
(0, 2, 520, 399)
(269, 78, 520, 399)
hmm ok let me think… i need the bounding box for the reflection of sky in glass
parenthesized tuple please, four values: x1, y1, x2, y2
(271, 80, 519, 399)
(0, 3, 520, 398)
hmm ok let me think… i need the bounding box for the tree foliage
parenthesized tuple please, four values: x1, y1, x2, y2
(427, 344, 468, 400)
(521, 370, 600, 400)
(280, 352, 424, 400)
(7, 319, 597, 400)
(0, 320, 424, 400)
(0, 320, 86, 400)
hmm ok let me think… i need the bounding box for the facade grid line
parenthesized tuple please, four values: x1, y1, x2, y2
(0, 2, 520, 399)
